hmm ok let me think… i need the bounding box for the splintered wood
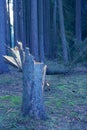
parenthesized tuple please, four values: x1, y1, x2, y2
(4, 42, 47, 120)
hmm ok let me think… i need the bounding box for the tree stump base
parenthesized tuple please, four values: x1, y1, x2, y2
(21, 48, 47, 120)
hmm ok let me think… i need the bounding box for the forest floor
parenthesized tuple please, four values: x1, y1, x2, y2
(0, 66, 87, 130)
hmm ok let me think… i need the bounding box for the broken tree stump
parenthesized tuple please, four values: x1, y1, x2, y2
(3, 43, 47, 119)
(22, 48, 47, 120)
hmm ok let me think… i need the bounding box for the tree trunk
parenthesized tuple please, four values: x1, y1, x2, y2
(43, 0, 51, 57)
(23, 0, 31, 49)
(76, 0, 82, 45)
(13, 0, 19, 45)
(6, 0, 11, 47)
(52, 0, 57, 58)
(38, 0, 45, 62)
(30, 0, 39, 61)
(22, 48, 46, 120)
(58, 0, 69, 64)
(19, 0, 26, 48)
(0, 0, 9, 73)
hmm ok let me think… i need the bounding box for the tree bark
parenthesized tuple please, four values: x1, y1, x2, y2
(30, 0, 39, 61)
(13, 0, 19, 45)
(23, 0, 31, 49)
(6, 0, 11, 47)
(76, 0, 82, 45)
(38, 0, 45, 62)
(13, 0, 25, 47)
(52, 0, 57, 58)
(58, 0, 69, 64)
(0, 0, 9, 73)
(22, 48, 46, 120)
(43, 0, 51, 57)
(19, 0, 26, 48)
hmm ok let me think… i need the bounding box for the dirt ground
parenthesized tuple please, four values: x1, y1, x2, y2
(0, 66, 87, 130)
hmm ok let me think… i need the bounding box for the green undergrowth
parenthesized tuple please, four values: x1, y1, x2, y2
(0, 76, 14, 85)
(0, 70, 87, 129)
(0, 95, 21, 105)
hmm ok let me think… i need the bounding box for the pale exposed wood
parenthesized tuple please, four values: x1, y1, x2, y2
(42, 65, 47, 90)
(3, 55, 18, 68)
(3, 43, 22, 71)
(10, 47, 22, 70)
(17, 42, 25, 67)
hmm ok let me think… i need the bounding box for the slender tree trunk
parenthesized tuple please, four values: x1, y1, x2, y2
(52, 0, 57, 58)
(13, 0, 26, 47)
(24, 0, 31, 48)
(6, 0, 11, 47)
(22, 0, 28, 48)
(30, 0, 39, 61)
(0, 0, 9, 73)
(19, 0, 26, 48)
(22, 0, 27, 48)
(43, 0, 51, 57)
(13, 0, 19, 45)
(76, 0, 82, 45)
(38, 0, 45, 62)
(58, 0, 69, 64)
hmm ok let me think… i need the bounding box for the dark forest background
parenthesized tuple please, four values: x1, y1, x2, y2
(0, 0, 87, 72)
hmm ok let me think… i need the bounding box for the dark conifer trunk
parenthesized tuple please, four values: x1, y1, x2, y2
(6, 0, 11, 47)
(58, 0, 69, 64)
(43, 0, 51, 57)
(24, 0, 31, 49)
(52, 0, 57, 58)
(38, 0, 45, 62)
(76, 0, 82, 45)
(0, 0, 9, 73)
(13, 0, 19, 45)
(30, 0, 39, 61)
(19, 0, 26, 48)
